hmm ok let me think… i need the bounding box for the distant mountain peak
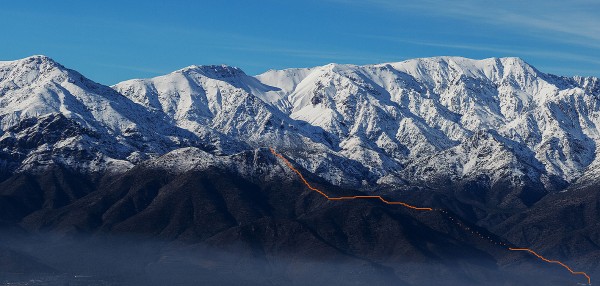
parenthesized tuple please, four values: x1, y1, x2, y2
(0, 55, 70, 92)
(2, 54, 600, 195)
(15, 54, 58, 64)
(176, 64, 247, 79)
(5, 55, 64, 72)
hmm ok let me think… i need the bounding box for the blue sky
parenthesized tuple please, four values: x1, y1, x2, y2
(1, 0, 599, 85)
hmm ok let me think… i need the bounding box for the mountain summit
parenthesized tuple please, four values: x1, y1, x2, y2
(2, 55, 600, 194)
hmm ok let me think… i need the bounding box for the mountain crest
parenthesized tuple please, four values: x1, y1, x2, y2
(177, 64, 247, 79)
(3, 55, 600, 194)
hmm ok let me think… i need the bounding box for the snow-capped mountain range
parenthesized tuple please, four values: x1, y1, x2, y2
(2, 55, 600, 194)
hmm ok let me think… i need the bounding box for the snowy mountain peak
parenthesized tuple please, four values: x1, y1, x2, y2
(251, 57, 600, 188)
(387, 56, 540, 84)
(5, 55, 61, 67)
(0, 55, 67, 88)
(0, 55, 198, 174)
(3, 55, 600, 194)
(176, 64, 247, 79)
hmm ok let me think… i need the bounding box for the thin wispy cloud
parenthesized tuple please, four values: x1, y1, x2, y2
(3, 1, 598, 81)
(329, 0, 600, 76)
(333, 0, 600, 48)
(92, 62, 167, 75)
(219, 45, 393, 62)
(83, 17, 389, 66)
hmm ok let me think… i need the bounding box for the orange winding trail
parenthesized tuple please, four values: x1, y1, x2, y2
(509, 248, 591, 285)
(269, 148, 432, 210)
(269, 147, 592, 285)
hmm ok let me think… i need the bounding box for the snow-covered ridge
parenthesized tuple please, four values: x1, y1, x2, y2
(2, 55, 600, 193)
(251, 56, 600, 189)
(0, 55, 198, 173)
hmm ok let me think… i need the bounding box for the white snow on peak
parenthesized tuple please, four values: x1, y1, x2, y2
(111, 56, 600, 188)
(3, 55, 600, 190)
(250, 57, 600, 187)
(0, 55, 197, 172)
